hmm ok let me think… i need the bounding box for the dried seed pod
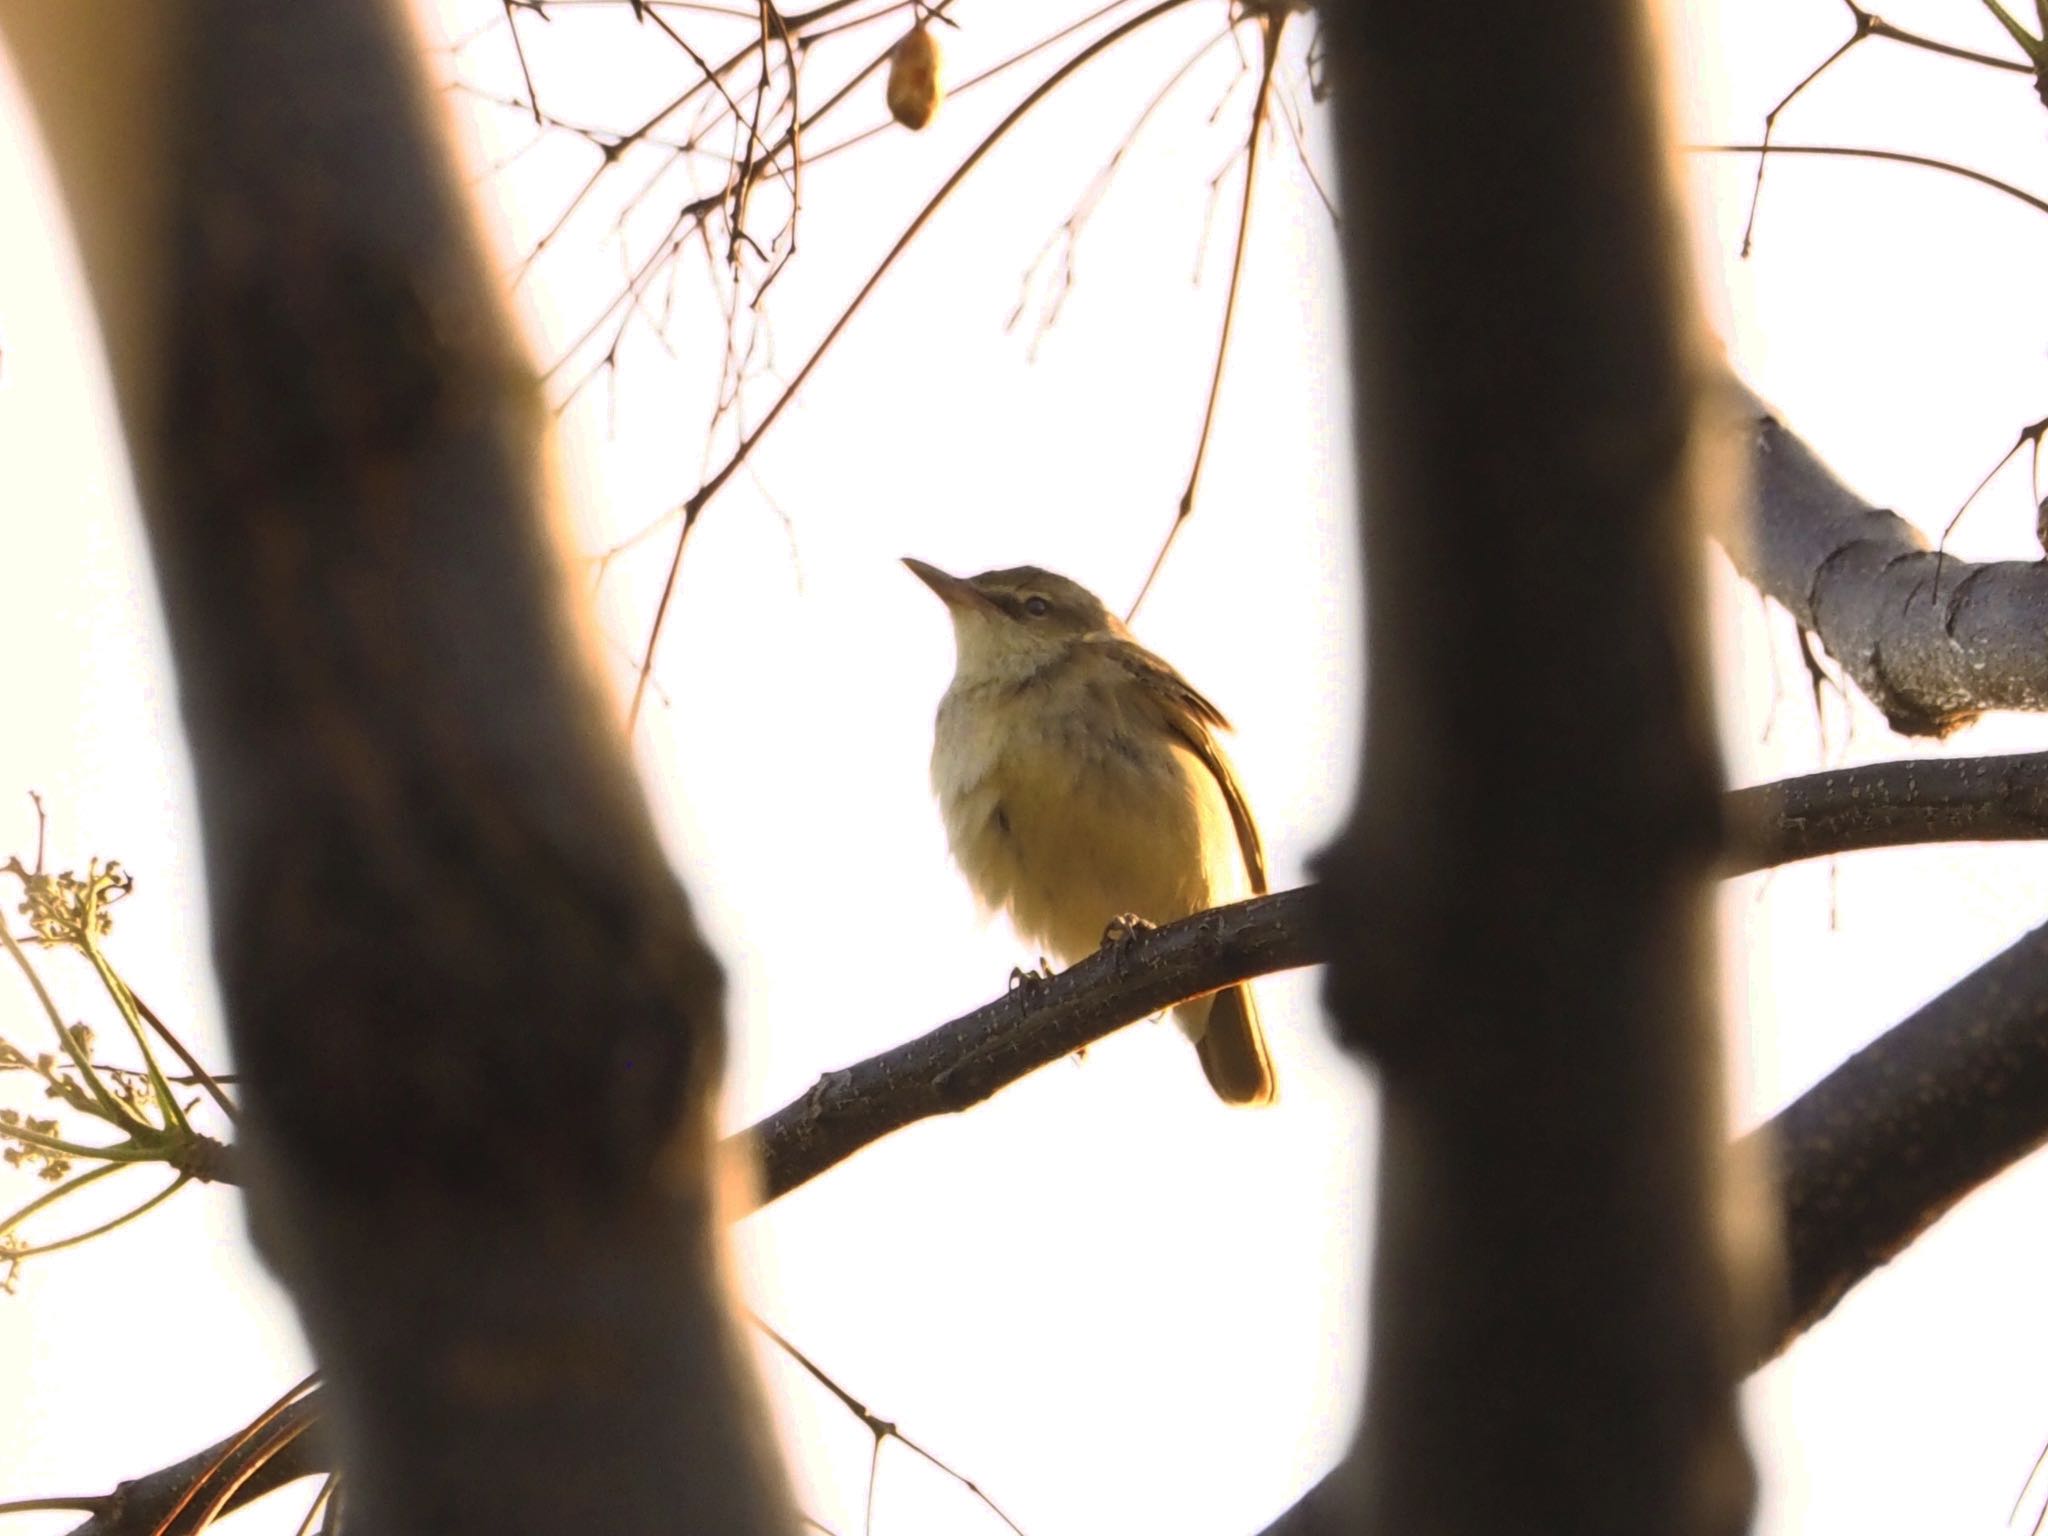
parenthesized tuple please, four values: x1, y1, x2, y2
(887, 23, 943, 131)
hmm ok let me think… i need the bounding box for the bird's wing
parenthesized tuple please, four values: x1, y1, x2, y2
(1092, 637, 1268, 895)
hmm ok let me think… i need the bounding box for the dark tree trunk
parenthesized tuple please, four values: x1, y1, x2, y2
(1311, 6, 1762, 1532)
(0, 5, 794, 1534)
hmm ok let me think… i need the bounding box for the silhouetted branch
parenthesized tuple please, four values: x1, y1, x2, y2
(1746, 910, 2048, 1362)
(741, 886, 1321, 1204)
(1722, 749, 2048, 873)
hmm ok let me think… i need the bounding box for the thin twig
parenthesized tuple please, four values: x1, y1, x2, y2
(1693, 141, 2048, 219)
(1932, 414, 2048, 596)
(1126, 8, 1283, 621)
(8, 1174, 191, 1263)
(625, 0, 1201, 727)
(1008, 26, 1231, 348)
(501, 0, 545, 124)
(751, 1312, 1028, 1536)
(125, 988, 237, 1124)
(1738, 10, 1872, 256)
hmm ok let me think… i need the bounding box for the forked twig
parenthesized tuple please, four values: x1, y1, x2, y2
(1736, 0, 2034, 253)
(750, 1312, 1028, 1536)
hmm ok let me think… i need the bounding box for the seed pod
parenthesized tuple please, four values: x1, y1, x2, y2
(887, 23, 943, 131)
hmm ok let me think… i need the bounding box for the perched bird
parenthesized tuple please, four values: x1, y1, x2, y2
(904, 558, 1275, 1106)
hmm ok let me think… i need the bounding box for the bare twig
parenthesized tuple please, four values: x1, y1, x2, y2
(1125, 7, 1283, 621)
(1008, 27, 1230, 349)
(1931, 413, 2048, 595)
(1695, 142, 2048, 219)
(1735, 0, 2036, 252)
(501, 0, 545, 125)
(751, 1313, 1028, 1536)
(625, 0, 1200, 727)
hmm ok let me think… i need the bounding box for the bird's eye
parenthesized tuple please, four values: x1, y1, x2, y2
(1024, 595, 1051, 617)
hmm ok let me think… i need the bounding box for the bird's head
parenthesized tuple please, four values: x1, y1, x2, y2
(902, 559, 1122, 684)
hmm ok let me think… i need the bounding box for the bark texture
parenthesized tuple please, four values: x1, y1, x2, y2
(1, 5, 794, 1534)
(1722, 749, 2048, 872)
(1733, 380, 2048, 736)
(1317, 6, 1759, 1534)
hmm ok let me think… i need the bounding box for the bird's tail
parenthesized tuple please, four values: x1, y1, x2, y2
(1187, 984, 1275, 1107)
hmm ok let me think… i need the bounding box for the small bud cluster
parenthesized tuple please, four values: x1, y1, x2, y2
(6, 856, 132, 951)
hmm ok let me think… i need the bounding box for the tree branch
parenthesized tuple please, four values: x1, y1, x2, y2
(1744, 908, 2048, 1361)
(741, 886, 1322, 1205)
(37, 748, 2048, 1214)
(63, 1397, 326, 1536)
(60, 842, 2048, 1536)
(1733, 378, 2048, 736)
(1253, 912, 2048, 1535)
(1722, 748, 2048, 873)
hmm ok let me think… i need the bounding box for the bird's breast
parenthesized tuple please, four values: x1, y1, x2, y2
(930, 675, 1244, 964)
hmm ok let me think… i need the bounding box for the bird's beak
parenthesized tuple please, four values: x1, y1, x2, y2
(903, 557, 995, 613)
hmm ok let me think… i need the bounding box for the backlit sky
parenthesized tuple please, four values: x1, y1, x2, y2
(7, 2, 2048, 1533)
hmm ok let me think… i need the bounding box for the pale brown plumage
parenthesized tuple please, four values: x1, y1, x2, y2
(905, 559, 1275, 1106)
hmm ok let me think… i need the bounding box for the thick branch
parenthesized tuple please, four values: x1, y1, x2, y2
(1745, 910, 2048, 1360)
(1734, 379, 2048, 736)
(1255, 915, 2048, 1535)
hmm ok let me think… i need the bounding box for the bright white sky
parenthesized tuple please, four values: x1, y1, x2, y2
(6, 1, 2048, 1533)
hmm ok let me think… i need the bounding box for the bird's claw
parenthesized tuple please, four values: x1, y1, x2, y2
(1008, 958, 1055, 993)
(1100, 913, 1156, 949)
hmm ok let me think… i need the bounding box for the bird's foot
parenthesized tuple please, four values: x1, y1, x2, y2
(1100, 913, 1156, 950)
(1008, 957, 1055, 993)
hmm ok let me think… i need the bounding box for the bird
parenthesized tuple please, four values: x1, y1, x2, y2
(903, 557, 1274, 1106)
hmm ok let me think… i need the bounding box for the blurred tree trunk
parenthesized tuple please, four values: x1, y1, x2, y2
(1305, 4, 1764, 1533)
(0, 5, 794, 1534)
